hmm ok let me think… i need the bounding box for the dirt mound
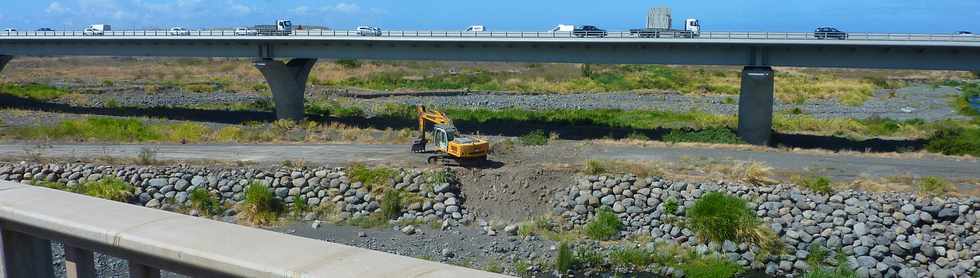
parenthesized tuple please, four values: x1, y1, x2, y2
(455, 164, 576, 223)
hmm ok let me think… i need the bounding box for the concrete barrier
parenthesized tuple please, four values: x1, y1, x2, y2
(0, 181, 509, 278)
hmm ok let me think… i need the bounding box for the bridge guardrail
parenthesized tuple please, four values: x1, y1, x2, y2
(1, 29, 979, 42)
(0, 181, 507, 278)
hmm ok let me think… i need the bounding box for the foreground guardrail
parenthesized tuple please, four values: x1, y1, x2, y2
(1, 30, 979, 42)
(0, 181, 507, 278)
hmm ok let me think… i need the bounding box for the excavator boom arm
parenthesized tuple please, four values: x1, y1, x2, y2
(416, 105, 453, 139)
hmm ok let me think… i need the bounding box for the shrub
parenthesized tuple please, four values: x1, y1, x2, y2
(77, 177, 134, 202)
(663, 128, 743, 144)
(916, 176, 953, 197)
(346, 213, 389, 229)
(238, 183, 282, 225)
(188, 187, 223, 216)
(803, 244, 857, 278)
(795, 175, 834, 194)
(677, 255, 743, 278)
(513, 260, 532, 277)
(609, 246, 653, 271)
(664, 197, 679, 215)
(573, 245, 605, 270)
(584, 207, 624, 240)
(926, 125, 980, 157)
(686, 192, 759, 243)
(583, 160, 608, 175)
(335, 59, 362, 69)
(519, 130, 549, 146)
(381, 190, 402, 220)
(555, 242, 573, 273)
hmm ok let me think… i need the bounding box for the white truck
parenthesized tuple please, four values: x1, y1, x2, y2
(550, 24, 575, 32)
(629, 7, 700, 38)
(254, 20, 293, 36)
(84, 24, 111, 36)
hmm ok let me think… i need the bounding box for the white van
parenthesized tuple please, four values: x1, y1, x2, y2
(550, 24, 575, 32)
(465, 25, 486, 32)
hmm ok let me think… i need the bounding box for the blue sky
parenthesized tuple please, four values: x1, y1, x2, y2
(1, 0, 978, 33)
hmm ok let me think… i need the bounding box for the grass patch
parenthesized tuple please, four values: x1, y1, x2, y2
(582, 159, 663, 178)
(609, 246, 654, 272)
(0, 83, 68, 101)
(926, 125, 980, 157)
(347, 213, 389, 229)
(32, 180, 70, 191)
(802, 243, 857, 278)
(347, 163, 398, 192)
(238, 182, 282, 226)
(77, 177, 134, 202)
(555, 241, 573, 273)
(290, 196, 308, 218)
(677, 254, 744, 278)
(916, 176, 953, 197)
(519, 130, 549, 146)
(381, 190, 402, 220)
(584, 207, 624, 241)
(952, 83, 979, 117)
(793, 175, 834, 195)
(686, 192, 782, 255)
(188, 187, 224, 216)
(663, 128, 742, 144)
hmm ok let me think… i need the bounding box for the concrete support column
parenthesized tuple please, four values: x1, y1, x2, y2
(128, 261, 161, 278)
(0, 226, 55, 278)
(254, 58, 317, 121)
(737, 66, 775, 146)
(65, 245, 96, 278)
(0, 55, 12, 74)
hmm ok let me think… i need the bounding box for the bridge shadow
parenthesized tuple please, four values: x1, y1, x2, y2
(0, 94, 925, 153)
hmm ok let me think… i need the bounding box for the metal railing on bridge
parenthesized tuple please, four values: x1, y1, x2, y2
(0, 181, 506, 278)
(2, 29, 979, 42)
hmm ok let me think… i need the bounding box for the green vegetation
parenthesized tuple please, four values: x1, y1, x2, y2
(952, 83, 979, 117)
(188, 187, 224, 216)
(916, 176, 953, 197)
(519, 130, 549, 145)
(663, 128, 743, 144)
(290, 196, 308, 218)
(555, 242, 573, 273)
(306, 99, 366, 118)
(346, 213, 389, 229)
(0, 83, 69, 101)
(573, 245, 605, 270)
(677, 254, 744, 278)
(663, 197, 679, 215)
(794, 175, 834, 195)
(609, 246, 654, 271)
(348, 163, 398, 192)
(238, 183, 282, 225)
(381, 190, 402, 220)
(581, 160, 663, 178)
(584, 207, 624, 240)
(686, 192, 782, 255)
(926, 124, 980, 157)
(32, 180, 69, 191)
(334, 59, 362, 69)
(802, 244, 857, 278)
(77, 177, 135, 202)
(513, 260, 532, 277)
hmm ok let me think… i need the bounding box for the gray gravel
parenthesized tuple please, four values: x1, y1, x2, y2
(366, 85, 968, 121)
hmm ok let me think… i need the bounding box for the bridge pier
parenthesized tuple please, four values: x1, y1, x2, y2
(0, 55, 12, 74)
(737, 66, 775, 146)
(253, 58, 317, 121)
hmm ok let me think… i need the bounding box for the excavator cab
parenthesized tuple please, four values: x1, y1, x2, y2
(433, 124, 453, 151)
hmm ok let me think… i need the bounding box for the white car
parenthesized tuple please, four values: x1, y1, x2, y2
(356, 26, 382, 36)
(957, 31, 974, 36)
(83, 28, 103, 36)
(465, 25, 486, 32)
(3, 28, 15, 32)
(234, 27, 257, 36)
(168, 27, 190, 36)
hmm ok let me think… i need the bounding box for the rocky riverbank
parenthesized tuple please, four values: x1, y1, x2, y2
(553, 174, 980, 277)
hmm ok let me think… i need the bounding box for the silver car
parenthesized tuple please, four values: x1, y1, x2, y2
(168, 27, 190, 36)
(356, 26, 382, 36)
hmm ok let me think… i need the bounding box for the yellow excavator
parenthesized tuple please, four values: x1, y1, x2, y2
(411, 105, 490, 165)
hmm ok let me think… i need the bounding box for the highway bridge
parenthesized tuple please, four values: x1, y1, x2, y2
(2, 30, 980, 145)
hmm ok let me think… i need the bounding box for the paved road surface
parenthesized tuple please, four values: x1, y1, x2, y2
(2, 143, 977, 183)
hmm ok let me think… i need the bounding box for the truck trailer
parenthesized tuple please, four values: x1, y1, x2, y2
(629, 7, 700, 38)
(254, 20, 293, 36)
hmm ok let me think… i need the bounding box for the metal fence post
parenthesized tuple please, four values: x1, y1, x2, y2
(128, 261, 161, 278)
(65, 245, 96, 278)
(0, 225, 55, 278)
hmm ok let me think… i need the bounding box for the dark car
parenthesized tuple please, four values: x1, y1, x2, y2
(36, 28, 55, 31)
(814, 27, 847, 40)
(573, 25, 607, 38)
